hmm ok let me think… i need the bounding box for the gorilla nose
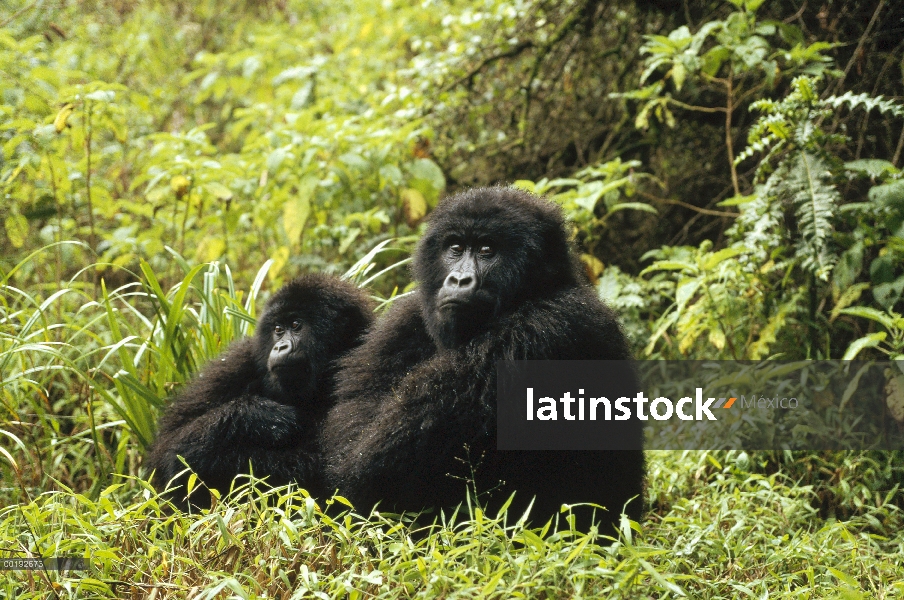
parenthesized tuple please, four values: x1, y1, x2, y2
(444, 271, 475, 292)
(271, 341, 291, 357)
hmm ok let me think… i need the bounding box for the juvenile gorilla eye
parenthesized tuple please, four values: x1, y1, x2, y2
(449, 243, 463, 254)
(274, 325, 284, 334)
(291, 319, 302, 330)
(478, 245, 494, 256)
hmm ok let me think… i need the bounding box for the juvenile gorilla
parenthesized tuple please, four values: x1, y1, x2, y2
(146, 274, 373, 510)
(321, 187, 645, 531)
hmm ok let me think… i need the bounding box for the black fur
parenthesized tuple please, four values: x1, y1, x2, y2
(321, 187, 645, 531)
(146, 274, 374, 510)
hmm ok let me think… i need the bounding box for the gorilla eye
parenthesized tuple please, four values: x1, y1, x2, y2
(478, 245, 495, 257)
(291, 319, 302, 330)
(274, 325, 284, 335)
(449, 243, 464, 254)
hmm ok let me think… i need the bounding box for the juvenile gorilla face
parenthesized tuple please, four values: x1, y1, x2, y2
(266, 311, 312, 374)
(256, 306, 320, 399)
(254, 276, 374, 399)
(414, 187, 577, 349)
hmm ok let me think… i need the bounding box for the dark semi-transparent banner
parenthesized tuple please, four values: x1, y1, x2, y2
(496, 360, 904, 450)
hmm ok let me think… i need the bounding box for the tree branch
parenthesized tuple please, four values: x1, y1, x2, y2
(520, 0, 594, 133)
(639, 191, 739, 217)
(825, 0, 885, 97)
(440, 41, 534, 93)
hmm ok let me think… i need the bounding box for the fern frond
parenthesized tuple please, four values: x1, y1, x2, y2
(753, 138, 787, 181)
(750, 98, 779, 114)
(734, 180, 785, 266)
(735, 133, 777, 166)
(785, 152, 839, 278)
(824, 92, 904, 119)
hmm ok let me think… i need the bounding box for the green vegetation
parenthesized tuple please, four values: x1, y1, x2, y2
(2, 0, 904, 596)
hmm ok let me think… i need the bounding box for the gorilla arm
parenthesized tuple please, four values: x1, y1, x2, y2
(147, 340, 320, 501)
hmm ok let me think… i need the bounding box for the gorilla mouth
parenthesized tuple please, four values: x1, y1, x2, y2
(438, 298, 468, 309)
(437, 298, 495, 315)
(437, 289, 495, 311)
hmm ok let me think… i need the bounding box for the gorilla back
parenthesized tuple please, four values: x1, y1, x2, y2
(321, 187, 644, 531)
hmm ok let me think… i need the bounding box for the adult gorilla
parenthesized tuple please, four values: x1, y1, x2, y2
(321, 187, 644, 531)
(147, 274, 373, 510)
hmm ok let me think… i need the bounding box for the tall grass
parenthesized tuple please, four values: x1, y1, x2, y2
(1, 240, 412, 502)
(2, 454, 903, 598)
(1, 245, 270, 502)
(3, 245, 904, 598)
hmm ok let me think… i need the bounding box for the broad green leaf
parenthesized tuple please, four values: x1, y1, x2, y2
(827, 567, 861, 589)
(842, 332, 886, 360)
(406, 158, 445, 195)
(4, 214, 28, 248)
(640, 260, 696, 275)
(205, 182, 233, 200)
(380, 164, 403, 187)
(671, 62, 686, 90)
(339, 227, 362, 254)
(717, 194, 756, 206)
(85, 89, 115, 102)
(675, 278, 701, 308)
(283, 195, 311, 244)
(845, 159, 897, 178)
(607, 202, 658, 215)
(512, 179, 536, 193)
(195, 238, 226, 262)
(269, 246, 290, 281)
(830, 283, 870, 322)
(745, 0, 766, 12)
(708, 327, 726, 351)
(838, 306, 896, 330)
(267, 146, 290, 173)
(702, 247, 745, 270)
(874, 276, 904, 310)
(401, 188, 427, 225)
(869, 180, 904, 206)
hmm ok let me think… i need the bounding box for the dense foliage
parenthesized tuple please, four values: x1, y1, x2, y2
(2, 0, 904, 596)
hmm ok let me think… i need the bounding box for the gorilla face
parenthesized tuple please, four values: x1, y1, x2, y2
(431, 234, 503, 347)
(253, 276, 374, 399)
(414, 187, 578, 349)
(256, 307, 317, 398)
(266, 311, 313, 378)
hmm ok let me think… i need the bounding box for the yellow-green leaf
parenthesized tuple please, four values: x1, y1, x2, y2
(54, 103, 74, 132)
(170, 175, 190, 196)
(671, 62, 686, 90)
(580, 253, 604, 283)
(401, 188, 427, 226)
(195, 238, 226, 263)
(4, 214, 28, 248)
(269, 246, 290, 281)
(206, 182, 233, 201)
(708, 327, 726, 351)
(284, 196, 311, 245)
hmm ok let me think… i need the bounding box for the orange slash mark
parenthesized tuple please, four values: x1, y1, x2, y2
(723, 397, 736, 409)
